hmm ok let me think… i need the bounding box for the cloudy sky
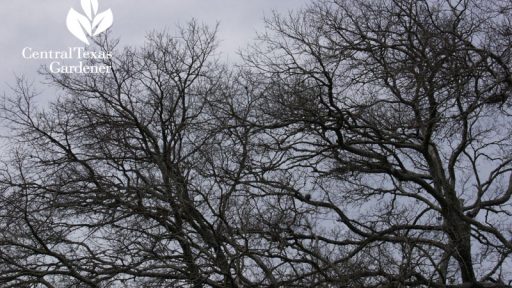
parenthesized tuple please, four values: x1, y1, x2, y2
(0, 0, 308, 95)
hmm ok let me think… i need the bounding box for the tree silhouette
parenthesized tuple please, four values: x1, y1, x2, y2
(1, 1, 512, 287)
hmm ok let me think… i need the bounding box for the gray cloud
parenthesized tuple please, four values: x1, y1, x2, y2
(0, 0, 308, 95)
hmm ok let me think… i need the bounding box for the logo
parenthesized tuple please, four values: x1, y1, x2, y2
(67, 0, 113, 45)
(22, 0, 114, 74)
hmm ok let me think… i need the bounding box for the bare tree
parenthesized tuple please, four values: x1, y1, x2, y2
(239, 0, 512, 287)
(2, 1, 512, 287)
(0, 21, 262, 287)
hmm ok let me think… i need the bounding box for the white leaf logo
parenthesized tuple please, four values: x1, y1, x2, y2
(67, 0, 113, 45)
(81, 0, 98, 20)
(92, 9, 113, 36)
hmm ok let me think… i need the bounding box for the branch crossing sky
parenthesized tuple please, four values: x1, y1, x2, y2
(0, 0, 308, 94)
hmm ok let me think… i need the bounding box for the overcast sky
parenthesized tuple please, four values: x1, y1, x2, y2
(0, 0, 308, 97)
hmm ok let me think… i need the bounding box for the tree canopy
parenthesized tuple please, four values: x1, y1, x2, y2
(1, 1, 512, 287)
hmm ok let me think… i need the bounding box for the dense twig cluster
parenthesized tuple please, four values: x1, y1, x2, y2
(1, 1, 512, 287)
